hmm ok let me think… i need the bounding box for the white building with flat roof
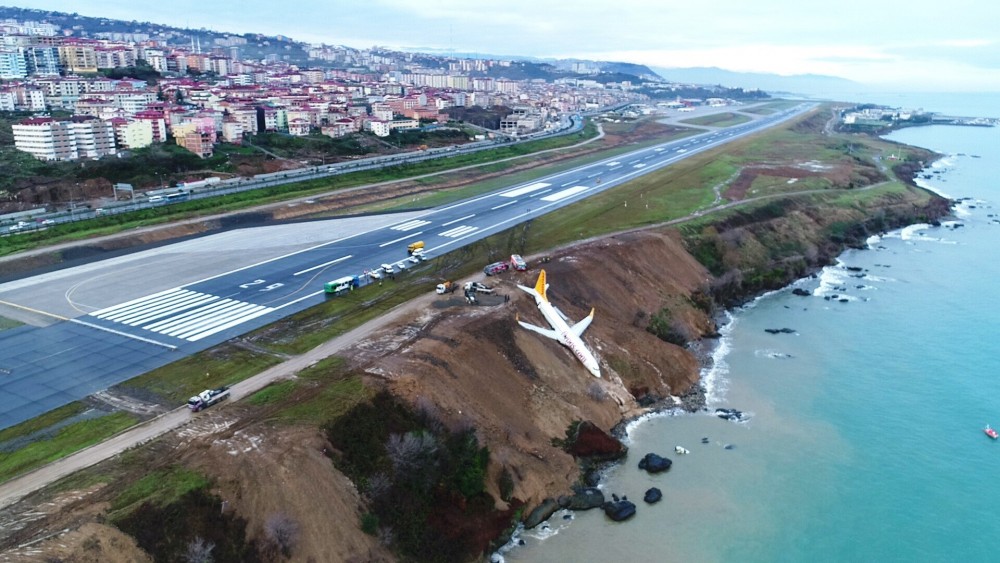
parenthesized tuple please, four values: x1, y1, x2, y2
(13, 116, 117, 161)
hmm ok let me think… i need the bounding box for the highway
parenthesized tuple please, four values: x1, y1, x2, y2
(0, 104, 812, 430)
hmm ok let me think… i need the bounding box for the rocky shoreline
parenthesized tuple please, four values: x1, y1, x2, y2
(504, 180, 954, 550)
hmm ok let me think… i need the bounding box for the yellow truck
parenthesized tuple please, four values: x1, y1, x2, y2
(407, 240, 425, 255)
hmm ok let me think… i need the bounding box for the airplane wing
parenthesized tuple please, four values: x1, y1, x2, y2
(553, 306, 570, 322)
(517, 318, 560, 340)
(569, 308, 595, 337)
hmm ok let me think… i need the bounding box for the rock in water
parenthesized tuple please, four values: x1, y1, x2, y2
(644, 487, 663, 504)
(715, 408, 746, 422)
(603, 498, 637, 521)
(791, 288, 811, 296)
(637, 452, 673, 473)
(558, 487, 605, 511)
(524, 498, 561, 529)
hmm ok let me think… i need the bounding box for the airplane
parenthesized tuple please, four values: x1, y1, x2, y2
(516, 269, 601, 378)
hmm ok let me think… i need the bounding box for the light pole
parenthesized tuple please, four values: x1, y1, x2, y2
(69, 183, 79, 220)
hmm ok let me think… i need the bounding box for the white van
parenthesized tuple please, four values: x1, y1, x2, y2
(381, 263, 395, 274)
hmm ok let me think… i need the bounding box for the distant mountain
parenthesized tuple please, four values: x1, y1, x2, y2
(652, 67, 861, 97)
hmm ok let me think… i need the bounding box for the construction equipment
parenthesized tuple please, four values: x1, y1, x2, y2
(407, 241, 425, 255)
(187, 387, 230, 411)
(436, 281, 459, 294)
(464, 281, 494, 294)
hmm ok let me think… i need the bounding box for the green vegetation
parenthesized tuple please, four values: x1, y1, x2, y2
(250, 269, 435, 356)
(0, 411, 137, 483)
(246, 379, 298, 406)
(111, 465, 211, 514)
(0, 401, 87, 444)
(114, 488, 261, 563)
(326, 391, 495, 561)
(118, 345, 282, 404)
(0, 316, 23, 331)
(679, 112, 753, 127)
(647, 307, 690, 346)
(275, 376, 370, 426)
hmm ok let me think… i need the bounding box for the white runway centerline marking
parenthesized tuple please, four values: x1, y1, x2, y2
(379, 231, 424, 248)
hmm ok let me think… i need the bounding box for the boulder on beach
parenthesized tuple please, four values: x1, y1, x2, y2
(638, 452, 672, 473)
(524, 498, 561, 529)
(562, 421, 628, 462)
(603, 498, 637, 521)
(644, 487, 663, 504)
(558, 487, 605, 511)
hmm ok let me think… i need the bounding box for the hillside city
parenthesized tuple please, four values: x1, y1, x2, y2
(0, 11, 734, 165)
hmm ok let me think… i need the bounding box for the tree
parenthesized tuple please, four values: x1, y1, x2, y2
(264, 513, 300, 557)
(184, 537, 215, 563)
(385, 431, 438, 472)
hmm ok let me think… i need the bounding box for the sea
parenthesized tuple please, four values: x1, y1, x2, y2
(501, 93, 1000, 562)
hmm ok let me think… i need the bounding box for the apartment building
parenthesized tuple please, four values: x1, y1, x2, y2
(111, 118, 155, 149)
(173, 121, 216, 157)
(13, 116, 117, 161)
(95, 46, 136, 69)
(0, 47, 27, 78)
(221, 118, 245, 143)
(57, 44, 98, 74)
(133, 110, 168, 142)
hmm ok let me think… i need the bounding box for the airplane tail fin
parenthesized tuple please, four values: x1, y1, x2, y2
(534, 270, 548, 302)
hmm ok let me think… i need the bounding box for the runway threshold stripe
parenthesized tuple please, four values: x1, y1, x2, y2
(94, 289, 191, 319)
(150, 300, 243, 334)
(69, 319, 178, 350)
(113, 293, 217, 324)
(185, 307, 275, 342)
(168, 303, 264, 339)
(100, 290, 202, 321)
(440, 226, 477, 238)
(144, 300, 241, 333)
(88, 287, 181, 317)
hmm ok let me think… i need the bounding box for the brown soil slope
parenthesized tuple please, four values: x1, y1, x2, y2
(373, 229, 712, 509)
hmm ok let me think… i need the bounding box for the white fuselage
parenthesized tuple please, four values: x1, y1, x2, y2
(533, 297, 601, 377)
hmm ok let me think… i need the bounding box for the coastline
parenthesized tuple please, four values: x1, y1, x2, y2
(498, 148, 956, 560)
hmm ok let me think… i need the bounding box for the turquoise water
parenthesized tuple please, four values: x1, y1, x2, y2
(504, 118, 1000, 561)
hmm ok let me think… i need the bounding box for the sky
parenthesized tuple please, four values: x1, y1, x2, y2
(20, 0, 1000, 92)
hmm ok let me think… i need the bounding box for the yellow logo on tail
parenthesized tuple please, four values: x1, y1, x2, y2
(534, 270, 548, 302)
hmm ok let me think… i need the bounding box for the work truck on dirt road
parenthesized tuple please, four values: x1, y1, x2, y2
(187, 387, 230, 412)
